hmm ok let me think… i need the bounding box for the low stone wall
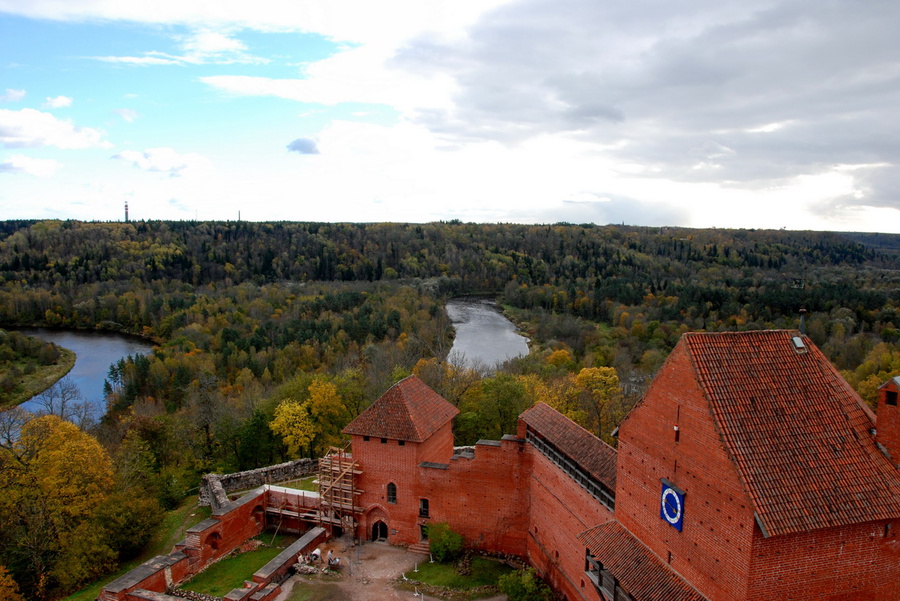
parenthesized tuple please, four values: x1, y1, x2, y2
(200, 459, 317, 508)
(252, 526, 327, 586)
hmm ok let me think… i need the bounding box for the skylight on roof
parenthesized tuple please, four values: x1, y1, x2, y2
(792, 336, 808, 353)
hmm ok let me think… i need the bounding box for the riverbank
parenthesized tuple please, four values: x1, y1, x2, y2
(0, 344, 76, 409)
(6, 328, 155, 416)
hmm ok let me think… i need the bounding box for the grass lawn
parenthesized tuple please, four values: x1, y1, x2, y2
(287, 582, 349, 601)
(280, 475, 319, 492)
(63, 497, 211, 601)
(405, 556, 514, 590)
(181, 546, 285, 596)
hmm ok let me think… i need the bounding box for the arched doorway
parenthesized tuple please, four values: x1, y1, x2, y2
(371, 520, 388, 541)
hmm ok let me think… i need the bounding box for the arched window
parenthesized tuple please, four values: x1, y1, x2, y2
(387, 482, 397, 504)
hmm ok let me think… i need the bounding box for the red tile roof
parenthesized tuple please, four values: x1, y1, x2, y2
(520, 402, 617, 491)
(342, 375, 459, 442)
(682, 330, 900, 537)
(579, 521, 708, 601)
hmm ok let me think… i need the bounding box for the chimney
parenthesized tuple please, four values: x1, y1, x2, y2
(876, 377, 900, 468)
(798, 308, 808, 335)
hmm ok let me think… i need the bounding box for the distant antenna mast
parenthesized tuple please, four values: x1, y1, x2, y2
(125, 200, 129, 222)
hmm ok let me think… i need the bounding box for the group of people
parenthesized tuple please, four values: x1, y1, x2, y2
(307, 547, 341, 568)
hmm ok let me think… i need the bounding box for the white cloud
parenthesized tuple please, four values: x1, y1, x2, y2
(0, 108, 110, 149)
(0, 89, 26, 102)
(203, 44, 456, 112)
(92, 30, 268, 66)
(112, 147, 213, 177)
(0, 154, 62, 177)
(93, 53, 183, 66)
(42, 95, 72, 109)
(113, 108, 139, 122)
(3, 0, 900, 231)
(182, 30, 246, 54)
(0, 0, 514, 45)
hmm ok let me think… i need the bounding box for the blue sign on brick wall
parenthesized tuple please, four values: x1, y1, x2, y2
(660, 479, 685, 532)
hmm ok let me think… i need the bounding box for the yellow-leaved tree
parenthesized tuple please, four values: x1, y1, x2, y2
(0, 414, 116, 599)
(269, 399, 315, 457)
(0, 565, 26, 601)
(575, 367, 626, 445)
(306, 378, 349, 454)
(524, 373, 588, 426)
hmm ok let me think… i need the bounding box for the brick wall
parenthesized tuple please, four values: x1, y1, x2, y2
(616, 344, 756, 601)
(526, 445, 612, 601)
(354, 432, 432, 544)
(877, 380, 900, 469)
(748, 519, 900, 600)
(355, 432, 531, 551)
(418, 438, 530, 554)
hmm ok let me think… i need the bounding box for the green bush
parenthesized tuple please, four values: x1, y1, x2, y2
(498, 567, 553, 601)
(426, 522, 464, 562)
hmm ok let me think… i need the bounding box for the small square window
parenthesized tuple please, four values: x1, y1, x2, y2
(399, 440, 405, 446)
(887, 391, 898, 406)
(381, 438, 387, 444)
(363, 436, 370, 442)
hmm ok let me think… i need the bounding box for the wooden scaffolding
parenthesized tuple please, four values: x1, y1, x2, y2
(317, 445, 363, 536)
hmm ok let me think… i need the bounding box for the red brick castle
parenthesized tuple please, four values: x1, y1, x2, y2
(344, 330, 900, 601)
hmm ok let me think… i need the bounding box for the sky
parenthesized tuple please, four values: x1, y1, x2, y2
(1, 0, 899, 232)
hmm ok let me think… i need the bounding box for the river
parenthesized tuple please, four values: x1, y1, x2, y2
(14, 328, 154, 418)
(13, 300, 522, 414)
(445, 297, 529, 369)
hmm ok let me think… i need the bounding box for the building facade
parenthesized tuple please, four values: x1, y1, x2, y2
(344, 330, 900, 601)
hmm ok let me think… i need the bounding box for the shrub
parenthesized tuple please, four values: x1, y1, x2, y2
(498, 567, 553, 601)
(427, 522, 464, 562)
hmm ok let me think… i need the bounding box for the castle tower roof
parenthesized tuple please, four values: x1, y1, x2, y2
(676, 330, 900, 537)
(343, 375, 459, 442)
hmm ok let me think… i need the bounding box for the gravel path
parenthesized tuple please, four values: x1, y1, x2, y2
(274, 539, 507, 601)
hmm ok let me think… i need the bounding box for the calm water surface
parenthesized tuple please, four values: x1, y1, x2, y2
(446, 298, 529, 369)
(15, 328, 154, 417)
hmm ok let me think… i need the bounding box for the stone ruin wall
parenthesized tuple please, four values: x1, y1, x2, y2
(199, 459, 317, 508)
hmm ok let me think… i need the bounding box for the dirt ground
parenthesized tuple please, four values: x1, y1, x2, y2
(274, 537, 507, 601)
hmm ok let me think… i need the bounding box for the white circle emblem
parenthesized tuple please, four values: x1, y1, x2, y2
(661, 487, 682, 524)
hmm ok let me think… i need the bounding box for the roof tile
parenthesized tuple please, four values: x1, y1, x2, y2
(520, 402, 617, 491)
(343, 375, 459, 442)
(579, 521, 708, 601)
(682, 330, 900, 537)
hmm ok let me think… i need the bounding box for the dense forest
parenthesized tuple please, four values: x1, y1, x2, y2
(1, 219, 900, 600)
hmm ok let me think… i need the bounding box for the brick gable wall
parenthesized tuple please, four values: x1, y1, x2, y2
(616, 343, 755, 601)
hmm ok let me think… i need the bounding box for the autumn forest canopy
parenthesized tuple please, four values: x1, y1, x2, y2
(2, 219, 900, 599)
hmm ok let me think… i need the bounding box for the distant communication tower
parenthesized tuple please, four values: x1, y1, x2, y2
(125, 200, 129, 222)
